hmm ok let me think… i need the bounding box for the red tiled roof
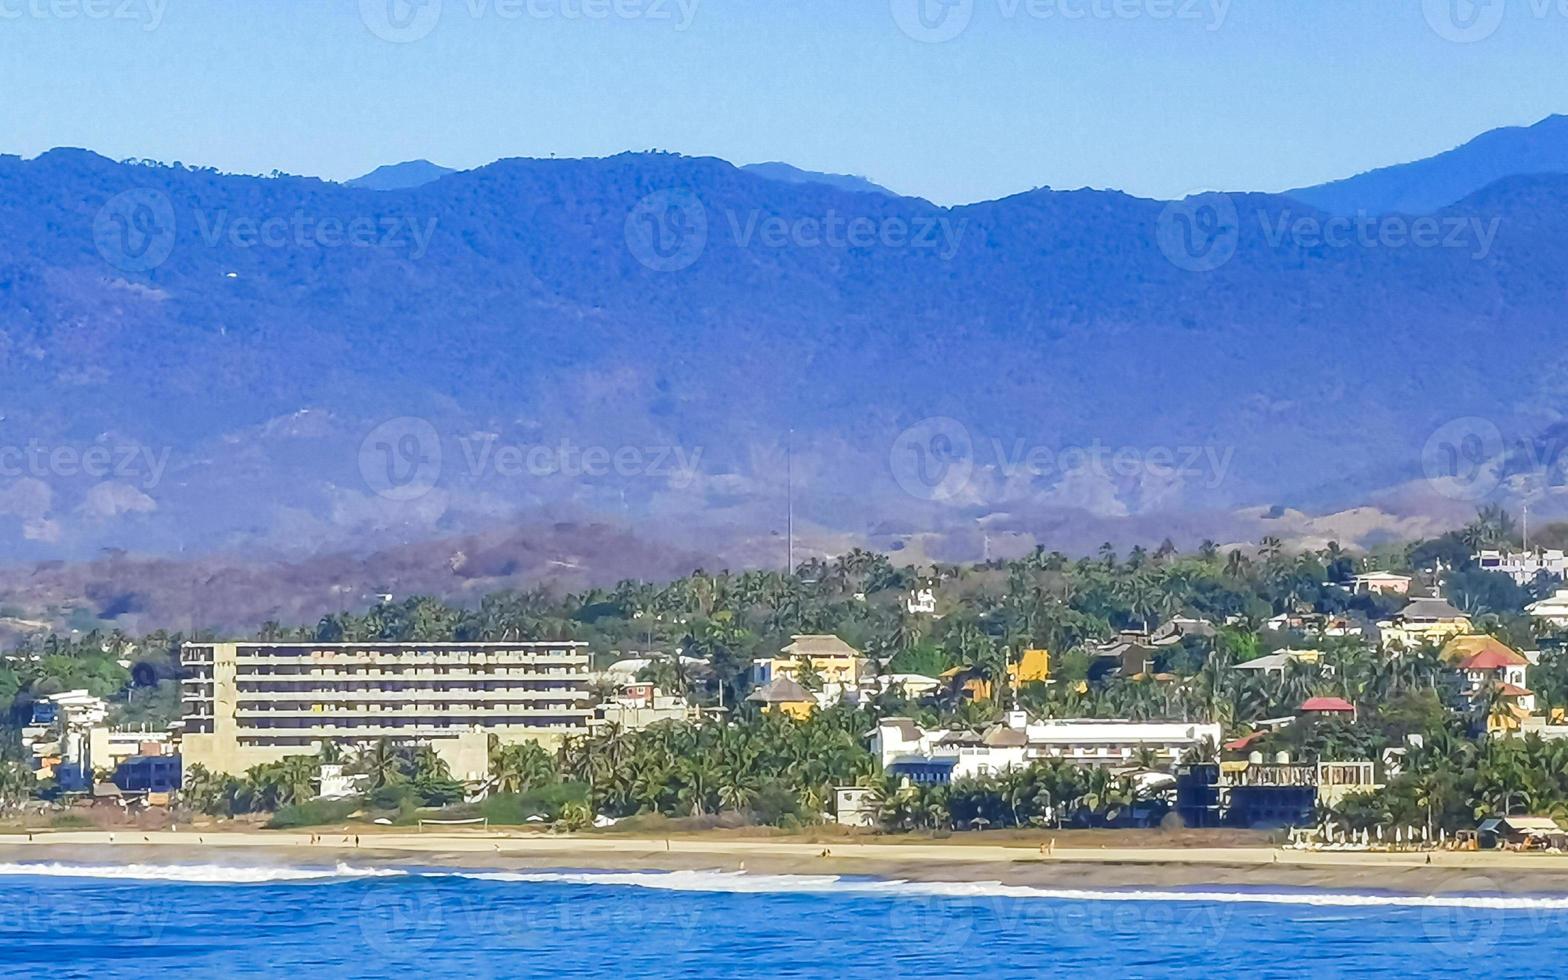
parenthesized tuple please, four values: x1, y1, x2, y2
(1495, 683, 1533, 697)
(1300, 696, 1355, 713)
(1459, 648, 1529, 669)
(1224, 732, 1267, 751)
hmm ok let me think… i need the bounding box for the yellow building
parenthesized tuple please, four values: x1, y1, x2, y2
(941, 649, 1051, 703)
(1009, 648, 1051, 687)
(747, 676, 816, 719)
(1380, 597, 1473, 650)
(753, 634, 866, 688)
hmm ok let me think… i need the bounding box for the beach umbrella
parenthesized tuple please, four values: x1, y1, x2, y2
(1377, 825, 1384, 842)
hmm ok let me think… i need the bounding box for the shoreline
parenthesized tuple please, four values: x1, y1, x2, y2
(6, 831, 1568, 896)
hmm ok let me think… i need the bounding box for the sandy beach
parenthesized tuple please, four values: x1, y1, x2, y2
(7, 829, 1568, 895)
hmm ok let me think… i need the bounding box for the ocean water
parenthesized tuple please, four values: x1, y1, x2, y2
(1, 862, 1565, 978)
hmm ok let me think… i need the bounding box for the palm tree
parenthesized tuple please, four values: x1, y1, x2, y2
(353, 738, 406, 789)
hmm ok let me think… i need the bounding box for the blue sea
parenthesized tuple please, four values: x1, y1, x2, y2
(1, 862, 1565, 978)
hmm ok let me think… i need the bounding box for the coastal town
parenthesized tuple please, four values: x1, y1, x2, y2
(4, 507, 1568, 855)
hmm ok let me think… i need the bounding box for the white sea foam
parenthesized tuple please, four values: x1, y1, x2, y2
(5, 861, 1566, 911)
(447, 868, 1568, 911)
(0, 861, 405, 884)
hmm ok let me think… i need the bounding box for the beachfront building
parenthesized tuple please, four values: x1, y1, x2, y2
(870, 713, 1222, 783)
(179, 641, 591, 781)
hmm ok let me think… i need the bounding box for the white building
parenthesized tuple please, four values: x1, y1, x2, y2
(1349, 571, 1412, 596)
(1527, 588, 1568, 629)
(906, 587, 937, 615)
(591, 682, 699, 731)
(870, 713, 1222, 781)
(23, 690, 112, 785)
(1476, 549, 1568, 585)
(181, 641, 591, 780)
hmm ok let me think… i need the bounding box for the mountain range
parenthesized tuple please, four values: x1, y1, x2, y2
(2, 116, 1568, 631)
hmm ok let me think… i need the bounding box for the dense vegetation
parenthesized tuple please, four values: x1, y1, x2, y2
(8, 507, 1568, 833)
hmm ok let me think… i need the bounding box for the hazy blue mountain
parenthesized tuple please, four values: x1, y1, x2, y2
(344, 159, 456, 190)
(2, 146, 1565, 572)
(740, 161, 899, 197)
(1286, 114, 1568, 215)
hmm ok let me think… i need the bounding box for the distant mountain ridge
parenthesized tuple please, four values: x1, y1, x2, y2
(2, 125, 1568, 581)
(739, 162, 901, 198)
(1285, 114, 1568, 216)
(345, 159, 456, 190)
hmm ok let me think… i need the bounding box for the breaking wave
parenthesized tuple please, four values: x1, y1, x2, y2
(0, 861, 405, 884)
(448, 868, 1568, 910)
(5, 862, 1567, 910)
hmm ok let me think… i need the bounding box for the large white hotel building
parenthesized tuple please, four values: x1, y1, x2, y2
(180, 641, 591, 780)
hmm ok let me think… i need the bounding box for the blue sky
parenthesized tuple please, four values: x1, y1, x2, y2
(2, 0, 1565, 203)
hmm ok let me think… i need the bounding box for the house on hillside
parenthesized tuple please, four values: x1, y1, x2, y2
(1231, 649, 1331, 679)
(1526, 588, 1568, 629)
(1349, 571, 1412, 596)
(753, 634, 868, 692)
(1299, 696, 1356, 720)
(746, 676, 816, 720)
(1443, 636, 1535, 731)
(1379, 596, 1472, 650)
(1476, 549, 1568, 586)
